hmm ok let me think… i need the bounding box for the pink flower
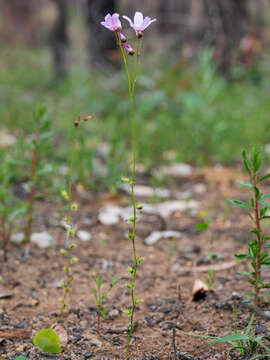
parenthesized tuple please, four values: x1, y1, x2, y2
(121, 43, 135, 55)
(101, 13, 122, 32)
(123, 12, 156, 36)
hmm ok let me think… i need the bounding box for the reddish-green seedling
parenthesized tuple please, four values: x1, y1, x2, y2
(228, 149, 270, 307)
(91, 275, 121, 330)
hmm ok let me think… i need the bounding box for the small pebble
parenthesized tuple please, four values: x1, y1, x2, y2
(90, 338, 102, 347)
(108, 308, 119, 319)
(77, 230, 92, 242)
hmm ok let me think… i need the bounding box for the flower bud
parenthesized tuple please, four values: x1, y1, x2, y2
(71, 203, 78, 211)
(121, 43, 135, 56)
(137, 31, 143, 39)
(120, 33, 127, 43)
(71, 257, 78, 264)
(69, 243, 77, 249)
(121, 176, 131, 183)
(68, 228, 75, 237)
(61, 190, 69, 200)
(74, 116, 80, 127)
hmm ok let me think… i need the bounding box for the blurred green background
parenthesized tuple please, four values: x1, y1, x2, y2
(1, 0, 270, 191)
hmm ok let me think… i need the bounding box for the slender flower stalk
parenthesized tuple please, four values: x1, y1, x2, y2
(101, 14, 156, 358)
(116, 30, 144, 360)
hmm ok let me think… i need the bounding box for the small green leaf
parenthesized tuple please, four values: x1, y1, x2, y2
(250, 228, 260, 236)
(97, 275, 102, 290)
(123, 309, 132, 316)
(111, 275, 121, 287)
(242, 151, 252, 177)
(196, 222, 210, 232)
(37, 104, 47, 118)
(227, 199, 251, 210)
(244, 292, 255, 297)
(209, 334, 249, 343)
(259, 174, 270, 182)
(235, 254, 249, 260)
(15, 357, 28, 360)
(237, 180, 253, 188)
(33, 328, 62, 354)
(259, 200, 270, 208)
(261, 194, 270, 200)
(237, 271, 253, 276)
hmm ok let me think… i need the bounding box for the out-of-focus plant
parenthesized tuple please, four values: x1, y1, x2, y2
(59, 115, 90, 314)
(0, 153, 27, 261)
(228, 149, 270, 307)
(24, 105, 48, 248)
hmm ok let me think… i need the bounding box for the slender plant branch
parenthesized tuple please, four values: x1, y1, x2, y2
(252, 171, 262, 307)
(24, 116, 41, 244)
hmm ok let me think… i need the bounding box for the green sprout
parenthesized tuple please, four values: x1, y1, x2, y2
(91, 275, 121, 330)
(228, 149, 270, 306)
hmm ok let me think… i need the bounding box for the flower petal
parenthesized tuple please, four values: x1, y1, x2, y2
(101, 21, 111, 30)
(112, 13, 121, 29)
(123, 15, 134, 27)
(134, 12, 143, 26)
(141, 17, 156, 30)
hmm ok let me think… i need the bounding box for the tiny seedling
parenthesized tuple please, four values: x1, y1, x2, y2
(34, 328, 62, 354)
(205, 269, 215, 291)
(228, 149, 270, 306)
(91, 275, 121, 330)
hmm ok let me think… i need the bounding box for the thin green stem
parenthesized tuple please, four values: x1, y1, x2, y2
(61, 125, 79, 314)
(115, 32, 143, 359)
(253, 171, 262, 307)
(116, 33, 132, 96)
(68, 128, 78, 204)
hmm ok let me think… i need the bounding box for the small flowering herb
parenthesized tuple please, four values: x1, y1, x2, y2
(59, 116, 89, 313)
(101, 12, 156, 359)
(91, 275, 121, 330)
(228, 149, 270, 306)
